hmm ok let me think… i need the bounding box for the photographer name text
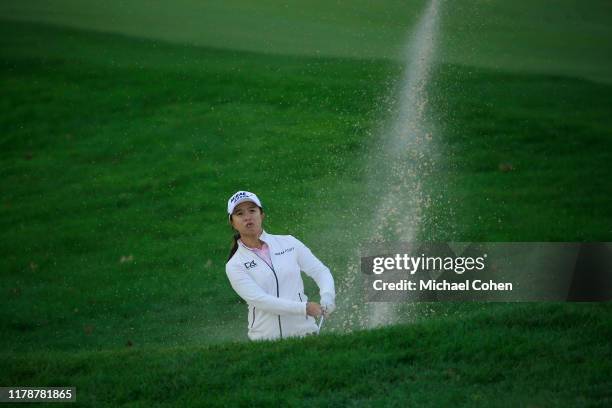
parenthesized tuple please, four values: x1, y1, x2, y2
(373, 279, 512, 291)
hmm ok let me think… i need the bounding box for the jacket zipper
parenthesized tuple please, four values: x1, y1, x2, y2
(251, 306, 256, 328)
(298, 292, 307, 320)
(251, 251, 283, 339)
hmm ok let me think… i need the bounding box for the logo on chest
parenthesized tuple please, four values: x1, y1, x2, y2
(244, 260, 257, 269)
(274, 247, 294, 256)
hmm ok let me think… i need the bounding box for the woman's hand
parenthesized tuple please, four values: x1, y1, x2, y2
(306, 302, 323, 317)
(320, 293, 336, 316)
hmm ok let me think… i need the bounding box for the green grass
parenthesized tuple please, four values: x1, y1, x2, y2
(3, 303, 612, 406)
(1, 1, 612, 405)
(423, 65, 612, 241)
(2, 0, 612, 82)
(0, 19, 391, 352)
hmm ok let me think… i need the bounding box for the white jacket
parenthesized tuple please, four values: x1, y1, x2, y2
(225, 230, 335, 341)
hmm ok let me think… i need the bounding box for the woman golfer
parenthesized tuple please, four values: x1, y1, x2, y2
(225, 190, 336, 341)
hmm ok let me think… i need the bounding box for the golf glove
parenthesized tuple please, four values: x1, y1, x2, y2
(320, 293, 336, 316)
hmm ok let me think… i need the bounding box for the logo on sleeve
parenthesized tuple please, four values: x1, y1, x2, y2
(244, 260, 257, 269)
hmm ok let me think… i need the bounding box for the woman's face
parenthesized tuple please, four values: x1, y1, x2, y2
(230, 201, 265, 236)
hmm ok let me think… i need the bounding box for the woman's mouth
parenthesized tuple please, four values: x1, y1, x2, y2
(246, 222, 254, 228)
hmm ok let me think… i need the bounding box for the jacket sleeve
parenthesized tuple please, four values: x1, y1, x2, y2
(291, 235, 336, 301)
(226, 262, 307, 316)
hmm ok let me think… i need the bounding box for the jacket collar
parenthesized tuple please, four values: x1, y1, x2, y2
(259, 229, 272, 245)
(238, 229, 273, 251)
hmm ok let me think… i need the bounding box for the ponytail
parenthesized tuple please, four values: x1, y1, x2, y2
(227, 231, 241, 262)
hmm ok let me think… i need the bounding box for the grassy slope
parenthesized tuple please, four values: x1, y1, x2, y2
(2, 18, 610, 351)
(0, 20, 391, 351)
(1, 6, 612, 407)
(424, 64, 612, 242)
(1, 0, 612, 82)
(3, 303, 612, 406)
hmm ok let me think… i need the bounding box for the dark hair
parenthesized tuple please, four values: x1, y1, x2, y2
(227, 230, 241, 262)
(226, 206, 264, 261)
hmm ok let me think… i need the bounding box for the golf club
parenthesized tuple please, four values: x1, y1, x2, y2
(318, 306, 327, 331)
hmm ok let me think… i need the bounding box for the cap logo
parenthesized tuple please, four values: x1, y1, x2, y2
(230, 191, 249, 204)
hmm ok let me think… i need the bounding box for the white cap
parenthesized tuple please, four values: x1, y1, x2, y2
(227, 191, 262, 216)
